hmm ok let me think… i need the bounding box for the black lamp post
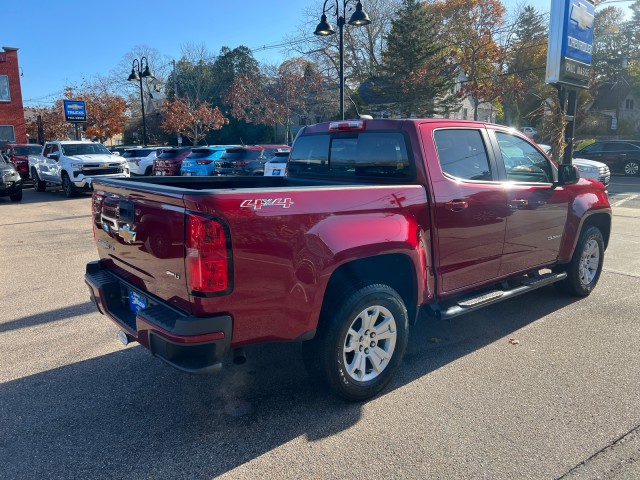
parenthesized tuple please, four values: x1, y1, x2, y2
(127, 56, 155, 146)
(314, 0, 371, 120)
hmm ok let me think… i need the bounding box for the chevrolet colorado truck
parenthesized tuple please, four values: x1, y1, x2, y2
(85, 119, 611, 401)
(31, 141, 127, 197)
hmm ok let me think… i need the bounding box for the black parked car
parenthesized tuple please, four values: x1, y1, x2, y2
(575, 140, 640, 176)
(214, 145, 290, 176)
(0, 154, 23, 201)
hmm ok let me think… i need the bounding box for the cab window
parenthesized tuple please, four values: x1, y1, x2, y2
(495, 132, 553, 183)
(434, 129, 492, 181)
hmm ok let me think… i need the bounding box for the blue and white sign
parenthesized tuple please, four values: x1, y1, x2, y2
(546, 0, 595, 89)
(63, 99, 87, 123)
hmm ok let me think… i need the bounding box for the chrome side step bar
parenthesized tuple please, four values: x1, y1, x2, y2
(431, 271, 567, 320)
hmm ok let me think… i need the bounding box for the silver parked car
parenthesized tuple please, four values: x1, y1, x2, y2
(539, 144, 610, 187)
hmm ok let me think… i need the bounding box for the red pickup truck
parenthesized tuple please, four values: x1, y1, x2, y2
(85, 119, 611, 401)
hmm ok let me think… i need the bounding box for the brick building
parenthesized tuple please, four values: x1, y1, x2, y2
(0, 47, 27, 145)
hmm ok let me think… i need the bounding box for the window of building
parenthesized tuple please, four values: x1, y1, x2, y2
(0, 125, 15, 142)
(0, 75, 10, 101)
(626, 99, 634, 110)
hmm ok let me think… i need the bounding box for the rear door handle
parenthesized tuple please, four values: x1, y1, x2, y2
(445, 200, 469, 212)
(509, 199, 529, 210)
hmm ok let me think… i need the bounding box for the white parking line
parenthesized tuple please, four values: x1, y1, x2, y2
(611, 194, 638, 207)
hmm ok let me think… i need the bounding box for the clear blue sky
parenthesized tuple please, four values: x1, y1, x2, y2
(4, 0, 635, 106)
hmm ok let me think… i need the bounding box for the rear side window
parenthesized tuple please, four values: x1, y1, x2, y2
(288, 132, 411, 178)
(434, 129, 492, 181)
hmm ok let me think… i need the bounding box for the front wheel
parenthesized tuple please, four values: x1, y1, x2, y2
(32, 168, 46, 192)
(61, 173, 76, 198)
(10, 189, 23, 202)
(303, 284, 409, 401)
(623, 159, 639, 176)
(555, 226, 604, 296)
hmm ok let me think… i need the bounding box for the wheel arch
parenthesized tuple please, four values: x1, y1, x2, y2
(318, 254, 418, 332)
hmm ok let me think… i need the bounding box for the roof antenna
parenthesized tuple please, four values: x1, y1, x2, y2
(348, 95, 373, 120)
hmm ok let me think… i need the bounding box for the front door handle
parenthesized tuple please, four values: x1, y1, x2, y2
(445, 200, 469, 212)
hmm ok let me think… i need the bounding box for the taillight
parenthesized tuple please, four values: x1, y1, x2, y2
(186, 214, 231, 294)
(196, 160, 213, 165)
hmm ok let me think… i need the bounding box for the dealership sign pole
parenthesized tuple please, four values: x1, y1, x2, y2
(546, 0, 595, 164)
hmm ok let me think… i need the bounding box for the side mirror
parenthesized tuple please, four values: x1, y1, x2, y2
(112, 151, 121, 156)
(557, 164, 580, 185)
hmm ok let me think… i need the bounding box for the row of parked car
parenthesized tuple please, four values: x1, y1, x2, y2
(114, 144, 291, 178)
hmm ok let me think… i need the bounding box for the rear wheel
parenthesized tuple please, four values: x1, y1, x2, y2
(144, 166, 152, 176)
(554, 226, 604, 296)
(61, 172, 76, 198)
(302, 284, 409, 401)
(32, 168, 46, 192)
(623, 159, 639, 176)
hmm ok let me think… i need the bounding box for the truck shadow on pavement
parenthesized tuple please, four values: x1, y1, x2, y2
(0, 303, 97, 334)
(0, 287, 582, 479)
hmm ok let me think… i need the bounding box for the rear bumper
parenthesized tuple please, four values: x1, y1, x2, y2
(180, 165, 212, 176)
(85, 260, 232, 374)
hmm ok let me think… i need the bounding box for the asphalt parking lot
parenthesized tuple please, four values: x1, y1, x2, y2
(1, 177, 639, 479)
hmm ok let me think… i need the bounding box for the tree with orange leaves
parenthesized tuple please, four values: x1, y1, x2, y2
(66, 83, 129, 143)
(25, 105, 69, 142)
(161, 97, 227, 146)
(425, 0, 508, 121)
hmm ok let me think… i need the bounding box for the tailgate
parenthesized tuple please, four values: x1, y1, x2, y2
(92, 182, 191, 312)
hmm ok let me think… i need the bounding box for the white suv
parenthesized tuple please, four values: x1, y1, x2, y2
(30, 141, 128, 197)
(122, 147, 165, 176)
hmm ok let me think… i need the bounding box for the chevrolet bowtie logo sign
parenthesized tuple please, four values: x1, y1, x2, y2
(571, 2, 594, 30)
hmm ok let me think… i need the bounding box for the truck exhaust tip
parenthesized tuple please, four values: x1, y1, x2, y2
(118, 330, 131, 346)
(233, 348, 247, 365)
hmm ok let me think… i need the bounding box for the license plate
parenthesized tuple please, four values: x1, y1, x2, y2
(184, 172, 194, 176)
(155, 171, 164, 176)
(128, 290, 148, 313)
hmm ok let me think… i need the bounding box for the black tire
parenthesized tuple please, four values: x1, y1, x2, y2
(302, 284, 409, 401)
(10, 189, 23, 202)
(32, 168, 46, 192)
(61, 172, 76, 198)
(623, 159, 639, 176)
(145, 166, 152, 176)
(555, 226, 604, 296)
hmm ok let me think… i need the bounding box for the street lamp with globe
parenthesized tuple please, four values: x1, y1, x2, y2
(313, 0, 371, 120)
(127, 57, 155, 146)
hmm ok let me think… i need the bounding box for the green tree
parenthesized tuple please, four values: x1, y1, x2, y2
(379, 0, 457, 117)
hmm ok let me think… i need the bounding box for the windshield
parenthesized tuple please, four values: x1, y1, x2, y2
(14, 146, 42, 156)
(61, 143, 111, 156)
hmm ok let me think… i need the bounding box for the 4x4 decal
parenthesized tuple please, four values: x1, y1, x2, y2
(240, 198, 294, 210)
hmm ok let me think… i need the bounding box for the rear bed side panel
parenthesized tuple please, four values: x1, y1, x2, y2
(183, 184, 432, 346)
(92, 181, 191, 313)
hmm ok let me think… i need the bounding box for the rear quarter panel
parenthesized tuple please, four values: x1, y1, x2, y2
(184, 184, 432, 346)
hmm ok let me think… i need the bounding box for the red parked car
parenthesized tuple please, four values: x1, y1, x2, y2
(152, 147, 193, 176)
(3, 144, 43, 180)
